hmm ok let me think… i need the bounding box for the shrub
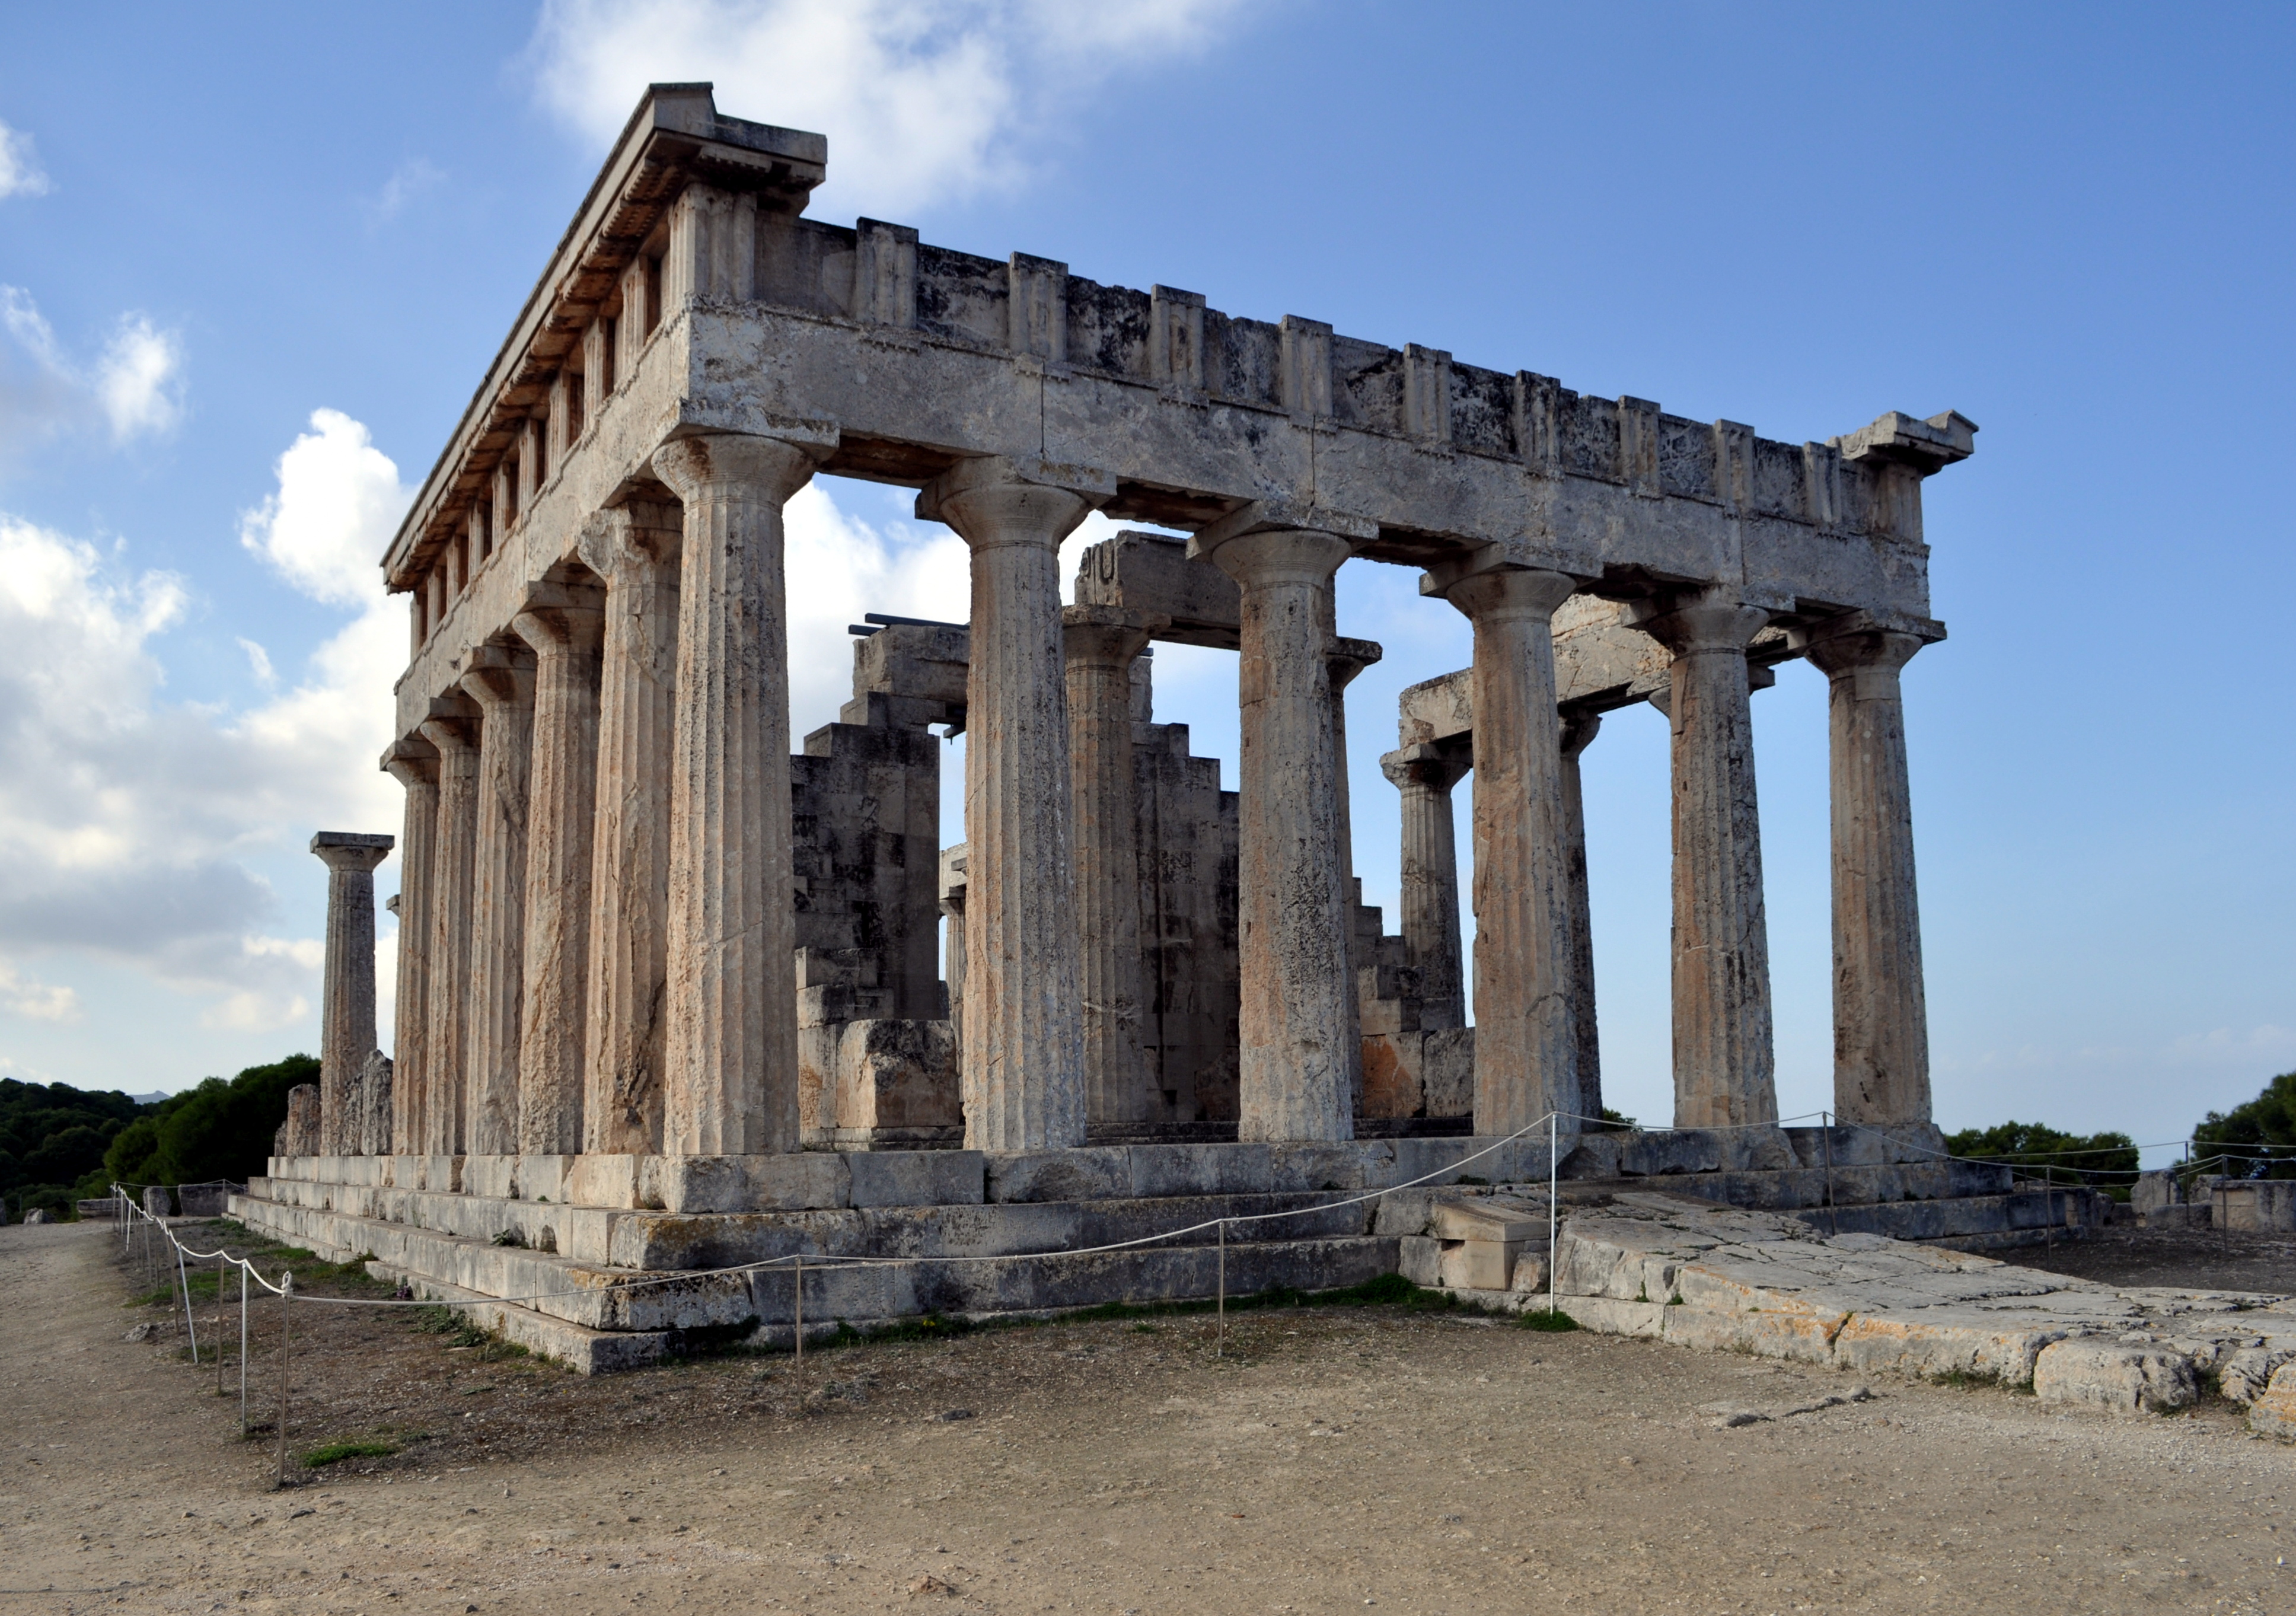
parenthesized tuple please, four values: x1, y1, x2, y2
(2192, 1072, 2296, 1181)
(1944, 1120, 2138, 1193)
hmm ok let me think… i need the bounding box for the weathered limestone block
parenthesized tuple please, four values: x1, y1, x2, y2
(459, 648, 537, 1158)
(142, 1185, 173, 1217)
(1360, 1028, 1475, 1119)
(2249, 1360, 2296, 1439)
(2033, 1340, 2199, 1416)
(178, 1185, 228, 1217)
(654, 429, 835, 1156)
(309, 830, 394, 1155)
(21, 1207, 52, 1223)
(275, 1084, 322, 1158)
(2215, 1181, 2296, 1232)
(2217, 1346, 2295, 1404)
(1133, 715, 1241, 1123)
(357, 1050, 394, 1158)
(829, 1019, 961, 1141)
(2131, 1169, 2179, 1216)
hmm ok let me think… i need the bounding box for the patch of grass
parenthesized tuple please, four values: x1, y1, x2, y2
(1927, 1366, 2008, 1391)
(1129, 1323, 1161, 1335)
(489, 1228, 527, 1248)
(299, 1439, 400, 1468)
(1516, 1308, 1579, 1332)
(1454, 1175, 1490, 1187)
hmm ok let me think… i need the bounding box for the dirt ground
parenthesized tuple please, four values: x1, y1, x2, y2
(4, 1219, 2293, 1616)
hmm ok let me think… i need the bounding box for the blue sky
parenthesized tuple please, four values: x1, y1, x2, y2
(0, 2, 2288, 1161)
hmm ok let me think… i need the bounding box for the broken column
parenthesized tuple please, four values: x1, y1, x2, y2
(1434, 564, 1582, 1137)
(1193, 510, 1363, 1143)
(1063, 604, 1167, 1125)
(310, 831, 394, 1155)
(653, 428, 834, 1156)
(416, 697, 481, 1156)
(381, 736, 438, 1156)
(458, 646, 536, 1157)
(1803, 617, 1937, 1131)
(919, 456, 1110, 1150)
(1381, 744, 1469, 1030)
(1643, 588, 1778, 1129)
(512, 582, 605, 1156)
(1558, 707, 1603, 1124)
(578, 503, 681, 1155)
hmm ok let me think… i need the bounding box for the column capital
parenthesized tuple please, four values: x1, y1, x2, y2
(381, 732, 438, 787)
(917, 455, 1113, 550)
(1328, 635, 1383, 692)
(1560, 706, 1603, 760)
(1380, 742, 1469, 794)
(457, 644, 537, 713)
(310, 831, 394, 872)
(1192, 525, 1355, 589)
(652, 427, 836, 506)
(1797, 610, 1940, 681)
(1636, 587, 1771, 656)
(1189, 496, 1378, 557)
(578, 502, 684, 579)
(511, 581, 607, 659)
(1061, 604, 1166, 668)
(1421, 549, 1587, 619)
(416, 693, 480, 758)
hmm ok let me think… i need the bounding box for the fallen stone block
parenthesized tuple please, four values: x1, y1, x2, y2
(1830, 1311, 2064, 1386)
(2033, 1340, 2198, 1416)
(2249, 1360, 2296, 1440)
(2216, 1346, 2295, 1404)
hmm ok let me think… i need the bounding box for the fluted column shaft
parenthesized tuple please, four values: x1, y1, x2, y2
(1559, 709, 1603, 1123)
(416, 710, 481, 1156)
(1645, 593, 1777, 1129)
(1064, 605, 1165, 1124)
(1203, 527, 1357, 1143)
(460, 655, 536, 1156)
(512, 591, 605, 1156)
(1442, 568, 1581, 1137)
(1806, 627, 1931, 1129)
(1382, 747, 1469, 1030)
(579, 505, 682, 1155)
(311, 833, 393, 1155)
(653, 431, 831, 1156)
(919, 457, 1106, 1151)
(383, 742, 438, 1155)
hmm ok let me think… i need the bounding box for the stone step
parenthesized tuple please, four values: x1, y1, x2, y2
(1561, 1157, 2013, 1214)
(1804, 1187, 2112, 1250)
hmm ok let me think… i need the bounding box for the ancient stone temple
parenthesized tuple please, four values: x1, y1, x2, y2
(235, 85, 2014, 1370)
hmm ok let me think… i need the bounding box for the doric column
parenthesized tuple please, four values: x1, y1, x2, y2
(511, 584, 605, 1156)
(917, 457, 1110, 1150)
(1436, 565, 1581, 1137)
(1642, 589, 1778, 1129)
(938, 846, 967, 1050)
(382, 737, 438, 1155)
(310, 831, 393, 1155)
(1194, 517, 1359, 1143)
(1558, 708, 1603, 1123)
(1063, 604, 1166, 1124)
(459, 650, 536, 1156)
(416, 700, 481, 1156)
(1380, 744, 1469, 1030)
(1804, 620, 1934, 1130)
(1325, 630, 1379, 1116)
(652, 428, 835, 1156)
(577, 504, 682, 1155)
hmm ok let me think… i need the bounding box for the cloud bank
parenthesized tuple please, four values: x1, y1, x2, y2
(0, 119, 49, 200)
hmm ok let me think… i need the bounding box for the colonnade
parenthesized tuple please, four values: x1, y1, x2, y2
(357, 429, 1933, 1167)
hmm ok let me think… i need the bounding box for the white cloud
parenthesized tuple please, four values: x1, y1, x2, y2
(0, 120, 50, 200)
(0, 286, 186, 452)
(783, 481, 972, 737)
(527, 0, 1259, 216)
(365, 158, 444, 225)
(0, 410, 410, 1035)
(0, 961, 78, 1023)
(94, 314, 186, 441)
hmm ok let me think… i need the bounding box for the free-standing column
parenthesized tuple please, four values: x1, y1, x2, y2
(1325, 633, 1378, 1117)
(918, 457, 1109, 1150)
(1195, 521, 1358, 1143)
(1558, 708, 1603, 1124)
(652, 429, 834, 1156)
(1380, 744, 1469, 1030)
(460, 649, 536, 1157)
(1804, 620, 1934, 1130)
(1063, 604, 1166, 1125)
(578, 504, 681, 1155)
(382, 737, 438, 1155)
(1436, 566, 1582, 1137)
(310, 831, 393, 1155)
(512, 584, 605, 1156)
(416, 700, 481, 1156)
(1643, 589, 1777, 1129)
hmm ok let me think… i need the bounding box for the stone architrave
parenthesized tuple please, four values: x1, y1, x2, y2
(511, 583, 605, 1156)
(1381, 745, 1470, 1030)
(1804, 620, 1934, 1130)
(1062, 603, 1167, 1124)
(1643, 588, 1778, 1129)
(310, 831, 394, 1155)
(1192, 513, 1363, 1143)
(381, 737, 438, 1153)
(458, 648, 537, 1157)
(1558, 708, 1603, 1123)
(1437, 565, 1582, 1138)
(416, 699, 482, 1156)
(578, 504, 682, 1155)
(917, 456, 1111, 1151)
(653, 428, 835, 1156)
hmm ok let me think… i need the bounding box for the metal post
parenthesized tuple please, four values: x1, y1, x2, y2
(176, 1240, 198, 1363)
(1548, 1111, 1559, 1315)
(238, 1261, 250, 1436)
(1821, 1112, 1839, 1237)
(216, 1252, 228, 1394)
(276, 1273, 294, 1486)
(793, 1254, 805, 1406)
(1216, 1219, 1226, 1358)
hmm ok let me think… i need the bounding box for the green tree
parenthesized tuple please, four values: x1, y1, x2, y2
(0, 1079, 146, 1220)
(1944, 1120, 2139, 1193)
(2192, 1072, 2296, 1180)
